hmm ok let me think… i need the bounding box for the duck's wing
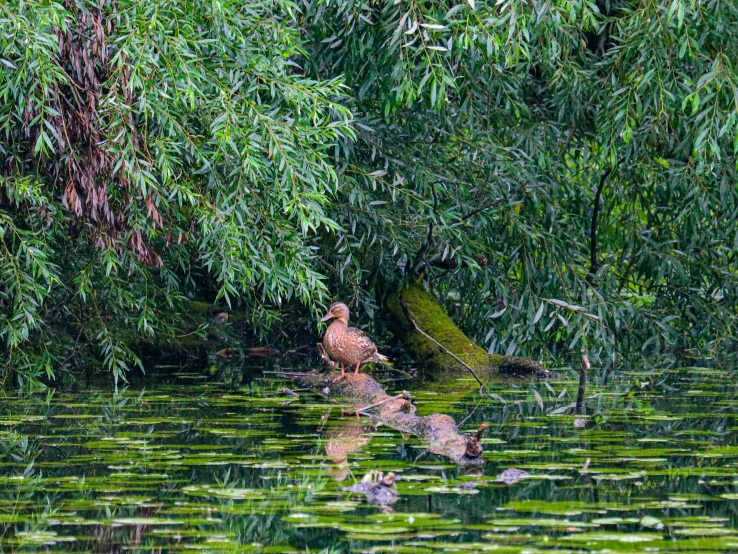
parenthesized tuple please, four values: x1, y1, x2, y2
(346, 326, 378, 361)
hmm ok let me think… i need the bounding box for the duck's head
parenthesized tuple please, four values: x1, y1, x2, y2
(465, 437, 482, 459)
(321, 302, 350, 323)
(379, 472, 397, 487)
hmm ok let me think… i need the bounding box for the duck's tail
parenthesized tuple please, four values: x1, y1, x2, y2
(374, 352, 389, 364)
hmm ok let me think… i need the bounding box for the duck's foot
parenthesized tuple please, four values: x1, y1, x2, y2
(332, 366, 346, 383)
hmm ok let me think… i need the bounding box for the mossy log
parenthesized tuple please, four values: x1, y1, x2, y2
(386, 283, 550, 379)
(280, 370, 483, 466)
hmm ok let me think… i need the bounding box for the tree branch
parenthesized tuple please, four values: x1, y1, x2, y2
(562, 125, 576, 157)
(588, 159, 622, 280)
(408, 181, 440, 276)
(456, 183, 545, 224)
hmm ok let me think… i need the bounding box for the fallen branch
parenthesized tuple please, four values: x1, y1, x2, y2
(278, 370, 484, 466)
(399, 299, 486, 392)
(357, 391, 412, 414)
(386, 283, 548, 379)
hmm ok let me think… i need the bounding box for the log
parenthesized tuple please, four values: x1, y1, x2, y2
(279, 370, 484, 466)
(385, 282, 551, 379)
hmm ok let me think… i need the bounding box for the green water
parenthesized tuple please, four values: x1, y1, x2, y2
(3, 365, 738, 552)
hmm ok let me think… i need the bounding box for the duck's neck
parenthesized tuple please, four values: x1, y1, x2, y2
(329, 318, 348, 331)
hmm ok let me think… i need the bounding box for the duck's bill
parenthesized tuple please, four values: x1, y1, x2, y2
(320, 313, 333, 322)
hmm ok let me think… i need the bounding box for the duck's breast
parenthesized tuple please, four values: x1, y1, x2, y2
(323, 321, 354, 365)
(323, 321, 378, 365)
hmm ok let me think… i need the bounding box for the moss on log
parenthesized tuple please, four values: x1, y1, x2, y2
(386, 283, 548, 378)
(280, 370, 483, 466)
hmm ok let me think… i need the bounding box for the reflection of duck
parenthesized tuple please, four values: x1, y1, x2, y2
(321, 302, 388, 380)
(323, 422, 372, 481)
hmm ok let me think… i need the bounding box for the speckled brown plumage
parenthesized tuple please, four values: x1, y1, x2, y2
(321, 302, 388, 379)
(324, 424, 371, 464)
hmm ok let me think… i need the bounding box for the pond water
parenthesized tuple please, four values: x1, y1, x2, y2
(2, 363, 738, 552)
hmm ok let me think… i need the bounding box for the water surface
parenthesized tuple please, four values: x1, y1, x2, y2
(2, 364, 738, 552)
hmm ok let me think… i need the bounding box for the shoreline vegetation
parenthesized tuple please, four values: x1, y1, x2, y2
(3, 1, 738, 388)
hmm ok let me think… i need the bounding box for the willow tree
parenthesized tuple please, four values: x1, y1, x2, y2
(0, 0, 352, 385)
(3, 0, 738, 387)
(301, 0, 738, 359)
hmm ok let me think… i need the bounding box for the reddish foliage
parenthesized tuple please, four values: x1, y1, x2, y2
(29, 1, 165, 266)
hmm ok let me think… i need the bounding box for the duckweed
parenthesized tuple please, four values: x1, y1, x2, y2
(2, 365, 738, 552)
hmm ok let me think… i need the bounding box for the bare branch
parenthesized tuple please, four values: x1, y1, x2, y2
(588, 158, 622, 280)
(456, 183, 546, 224)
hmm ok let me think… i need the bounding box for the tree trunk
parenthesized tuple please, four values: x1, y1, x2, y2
(385, 282, 550, 379)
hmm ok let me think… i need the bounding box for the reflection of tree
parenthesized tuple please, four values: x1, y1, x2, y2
(450, 369, 738, 528)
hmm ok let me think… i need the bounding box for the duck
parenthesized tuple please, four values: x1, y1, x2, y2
(212, 311, 229, 325)
(464, 422, 489, 459)
(320, 302, 388, 380)
(343, 471, 399, 506)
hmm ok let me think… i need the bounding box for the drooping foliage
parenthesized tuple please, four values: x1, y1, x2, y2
(301, 0, 738, 358)
(2, 0, 738, 386)
(0, 0, 352, 385)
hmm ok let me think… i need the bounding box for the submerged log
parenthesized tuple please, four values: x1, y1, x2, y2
(280, 370, 484, 466)
(385, 282, 551, 379)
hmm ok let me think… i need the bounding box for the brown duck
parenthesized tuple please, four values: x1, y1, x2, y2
(321, 302, 388, 380)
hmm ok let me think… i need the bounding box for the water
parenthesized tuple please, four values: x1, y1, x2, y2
(3, 364, 738, 552)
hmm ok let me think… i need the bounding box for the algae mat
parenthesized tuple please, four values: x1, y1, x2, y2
(3, 366, 738, 552)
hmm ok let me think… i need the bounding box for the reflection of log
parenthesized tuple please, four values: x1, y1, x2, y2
(386, 283, 550, 379)
(280, 371, 483, 466)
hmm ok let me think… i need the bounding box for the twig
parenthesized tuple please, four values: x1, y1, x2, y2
(562, 125, 576, 156)
(317, 411, 331, 433)
(380, 366, 416, 380)
(356, 391, 412, 414)
(399, 299, 486, 393)
(458, 399, 484, 427)
(588, 157, 623, 280)
(409, 181, 440, 276)
(455, 183, 545, 224)
(588, 168, 613, 279)
(268, 371, 317, 377)
(59, 325, 85, 368)
(284, 344, 313, 355)
(414, 448, 430, 463)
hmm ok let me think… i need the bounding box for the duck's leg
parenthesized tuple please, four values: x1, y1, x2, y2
(354, 362, 361, 375)
(332, 363, 346, 382)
